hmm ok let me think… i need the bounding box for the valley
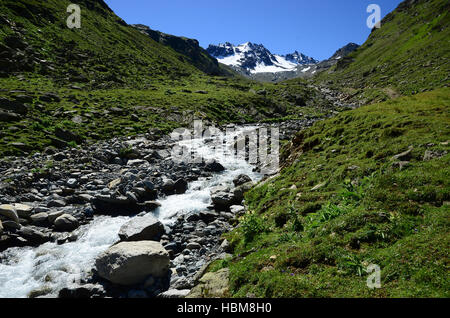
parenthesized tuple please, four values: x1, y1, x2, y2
(0, 0, 448, 299)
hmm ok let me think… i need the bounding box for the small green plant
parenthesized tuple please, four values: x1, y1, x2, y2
(305, 203, 348, 230)
(276, 232, 300, 244)
(67, 141, 77, 148)
(338, 254, 365, 276)
(288, 202, 304, 232)
(241, 213, 266, 243)
(31, 122, 44, 131)
(45, 160, 54, 169)
(340, 173, 375, 204)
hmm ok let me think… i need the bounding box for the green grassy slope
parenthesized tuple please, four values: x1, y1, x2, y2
(312, 0, 450, 104)
(214, 88, 450, 297)
(0, 0, 335, 157)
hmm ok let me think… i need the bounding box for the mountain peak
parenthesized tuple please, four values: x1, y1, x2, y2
(206, 42, 317, 75)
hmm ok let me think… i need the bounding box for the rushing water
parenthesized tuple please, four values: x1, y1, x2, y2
(0, 126, 263, 298)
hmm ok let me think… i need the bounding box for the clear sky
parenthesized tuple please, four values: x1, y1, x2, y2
(104, 0, 403, 61)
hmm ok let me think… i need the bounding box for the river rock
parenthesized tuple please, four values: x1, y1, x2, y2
(54, 214, 79, 232)
(12, 203, 33, 218)
(48, 211, 65, 224)
(30, 212, 49, 225)
(118, 214, 165, 242)
(187, 268, 229, 298)
(139, 201, 161, 211)
(59, 283, 106, 298)
(211, 187, 235, 210)
(18, 227, 49, 245)
(1, 220, 21, 230)
(205, 159, 225, 172)
(47, 200, 67, 208)
(230, 205, 245, 215)
(233, 174, 252, 186)
(162, 179, 175, 194)
(174, 178, 188, 194)
(95, 241, 170, 285)
(233, 181, 255, 203)
(199, 211, 219, 223)
(0, 204, 20, 223)
(66, 178, 78, 188)
(186, 242, 202, 250)
(91, 195, 138, 215)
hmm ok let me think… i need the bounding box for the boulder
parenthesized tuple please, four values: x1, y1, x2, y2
(47, 200, 67, 208)
(18, 227, 49, 245)
(230, 205, 245, 215)
(187, 268, 229, 298)
(58, 284, 105, 298)
(162, 179, 175, 194)
(233, 181, 254, 203)
(12, 203, 33, 218)
(0, 220, 3, 234)
(48, 211, 65, 224)
(132, 187, 156, 201)
(205, 159, 225, 172)
(66, 178, 78, 188)
(221, 239, 231, 252)
(233, 174, 252, 187)
(0, 204, 20, 223)
(174, 178, 188, 194)
(186, 242, 201, 250)
(30, 212, 49, 225)
(95, 241, 170, 285)
(54, 214, 79, 232)
(118, 214, 165, 242)
(1, 220, 21, 231)
(199, 211, 219, 223)
(54, 127, 83, 144)
(211, 186, 235, 210)
(91, 195, 138, 215)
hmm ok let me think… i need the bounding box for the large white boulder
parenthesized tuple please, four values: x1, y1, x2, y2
(95, 241, 170, 285)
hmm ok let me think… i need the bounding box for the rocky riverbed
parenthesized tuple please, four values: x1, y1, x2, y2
(0, 120, 315, 298)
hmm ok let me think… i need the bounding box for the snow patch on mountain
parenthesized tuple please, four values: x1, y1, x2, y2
(206, 42, 317, 74)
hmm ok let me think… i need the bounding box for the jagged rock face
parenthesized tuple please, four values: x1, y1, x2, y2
(329, 43, 360, 60)
(284, 51, 318, 65)
(205, 42, 235, 58)
(132, 24, 222, 75)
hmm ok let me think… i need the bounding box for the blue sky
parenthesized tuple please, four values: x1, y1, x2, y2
(104, 0, 403, 61)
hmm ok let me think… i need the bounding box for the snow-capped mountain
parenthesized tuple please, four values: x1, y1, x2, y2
(284, 51, 317, 65)
(206, 42, 317, 75)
